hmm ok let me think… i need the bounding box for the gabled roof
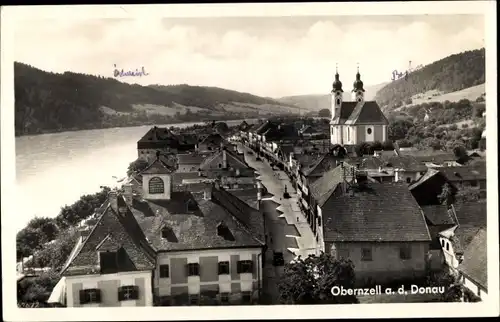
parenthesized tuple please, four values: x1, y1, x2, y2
(61, 194, 156, 276)
(199, 148, 249, 171)
(138, 126, 178, 143)
(330, 102, 357, 125)
(439, 163, 486, 182)
(177, 153, 206, 166)
(398, 149, 457, 164)
(354, 155, 427, 172)
(177, 133, 198, 146)
(199, 133, 224, 146)
(295, 153, 323, 169)
(141, 156, 176, 175)
(420, 205, 457, 226)
(309, 165, 347, 206)
(263, 124, 299, 142)
(458, 228, 487, 290)
(302, 148, 348, 177)
(255, 121, 276, 135)
(322, 182, 431, 242)
(131, 187, 265, 251)
(453, 201, 487, 227)
(344, 101, 389, 125)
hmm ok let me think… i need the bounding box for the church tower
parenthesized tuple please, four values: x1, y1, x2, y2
(352, 64, 365, 103)
(330, 66, 344, 146)
(331, 65, 343, 121)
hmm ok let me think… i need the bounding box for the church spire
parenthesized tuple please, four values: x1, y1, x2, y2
(352, 63, 365, 92)
(332, 63, 343, 92)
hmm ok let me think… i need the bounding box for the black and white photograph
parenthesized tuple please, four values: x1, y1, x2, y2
(1, 2, 498, 320)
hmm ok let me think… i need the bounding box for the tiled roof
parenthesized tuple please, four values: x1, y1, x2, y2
(132, 187, 265, 251)
(399, 150, 457, 164)
(172, 171, 200, 185)
(177, 133, 198, 146)
(309, 165, 347, 206)
(453, 201, 487, 227)
(177, 153, 206, 166)
(61, 194, 156, 276)
(458, 228, 487, 289)
(302, 149, 349, 177)
(199, 148, 250, 171)
(352, 155, 427, 172)
(141, 157, 176, 175)
(421, 205, 457, 226)
(439, 163, 486, 182)
(453, 225, 482, 255)
(344, 101, 389, 125)
(322, 182, 431, 242)
(138, 126, 178, 143)
(295, 153, 323, 169)
(199, 133, 224, 146)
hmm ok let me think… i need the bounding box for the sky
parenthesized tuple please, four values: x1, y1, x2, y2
(13, 15, 485, 98)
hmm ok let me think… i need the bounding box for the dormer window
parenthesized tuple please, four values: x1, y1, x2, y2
(161, 226, 178, 242)
(217, 222, 235, 241)
(149, 177, 165, 194)
(99, 251, 118, 274)
(186, 199, 197, 212)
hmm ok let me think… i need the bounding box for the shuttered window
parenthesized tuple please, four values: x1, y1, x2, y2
(79, 289, 101, 304)
(237, 260, 253, 274)
(118, 285, 139, 301)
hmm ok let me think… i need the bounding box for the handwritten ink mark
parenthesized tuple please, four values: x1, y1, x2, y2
(113, 64, 149, 78)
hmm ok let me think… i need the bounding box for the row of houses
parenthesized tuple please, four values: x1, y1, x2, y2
(238, 111, 487, 301)
(49, 124, 272, 307)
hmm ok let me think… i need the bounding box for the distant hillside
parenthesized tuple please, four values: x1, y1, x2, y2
(14, 62, 298, 136)
(277, 82, 389, 112)
(375, 48, 485, 111)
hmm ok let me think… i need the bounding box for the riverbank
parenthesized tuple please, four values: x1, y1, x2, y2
(15, 116, 259, 137)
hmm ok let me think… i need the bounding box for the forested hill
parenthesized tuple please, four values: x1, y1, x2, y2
(14, 62, 297, 136)
(375, 48, 485, 110)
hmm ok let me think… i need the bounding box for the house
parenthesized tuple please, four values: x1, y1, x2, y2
(420, 205, 459, 271)
(397, 149, 460, 167)
(196, 133, 226, 153)
(457, 228, 487, 300)
(438, 163, 486, 197)
(137, 126, 180, 161)
(312, 170, 431, 286)
(329, 68, 389, 146)
(409, 168, 458, 206)
(176, 153, 208, 173)
(346, 154, 427, 184)
(51, 156, 266, 307)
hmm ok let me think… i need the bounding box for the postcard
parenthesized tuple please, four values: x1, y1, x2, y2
(1, 2, 498, 321)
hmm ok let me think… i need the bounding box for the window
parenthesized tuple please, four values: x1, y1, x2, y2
(187, 263, 200, 276)
(189, 294, 200, 305)
(237, 260, 253, 274)
(159, 264, 169, 278)
(336, 98, 341, 105)
(242, 291, 252, 304)
(367, 127, 372, 135)
(337, 248, 350, 259)
(218, 261, 230, 275)
(406, 177, 412, 184)
(79, 289, 101, 304)
(118, 285, 139, 301)
(361, 248, 372, 261)
(446, 242, 450, 251)
(441, 239, 444, 247)
(400, 244, 412, 260)
(218, 163, 222, 168)
(220, 292, 230, 304)
(149, 177, 164, 194)
(470, 180, 478, 187)
(186, 200, 197, 212)
(99, 251, 118, 274)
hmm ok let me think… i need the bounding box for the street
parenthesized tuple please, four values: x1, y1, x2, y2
(237, 143, 317, 303)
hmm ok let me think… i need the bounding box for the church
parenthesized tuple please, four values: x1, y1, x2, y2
(329, 67, 389, 146)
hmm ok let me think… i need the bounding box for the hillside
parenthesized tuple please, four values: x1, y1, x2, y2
(14, 62, 298, 136)
(375, 48, 485, 110)
(277, 82, 389, 112)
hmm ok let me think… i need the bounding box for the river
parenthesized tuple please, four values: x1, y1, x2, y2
(15, 120, 250, 232)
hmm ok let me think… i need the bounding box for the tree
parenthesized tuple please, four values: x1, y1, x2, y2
(277, 252, 358, 304)
(318, 109, 331, 118)
(127, 158, 149, 176)
(370, 141, 383, 152)
(388, 119, 413, 141)
(381, 140, 395, 151)
(437, 183, 455, 206)
(453, 144, 468, 161)
(396, 139, 412, 148)
(26, 217, 59, 243)
(427, 269, 481, 302)
(455, 185, 481, 203)
(354, 142, 371, 157)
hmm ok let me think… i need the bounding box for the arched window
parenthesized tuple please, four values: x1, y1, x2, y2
(336, 98, 341, 105)
(149, 177, 164, 194)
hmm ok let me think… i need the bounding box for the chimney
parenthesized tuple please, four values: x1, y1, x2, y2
(222, 149, 228, 169)
(204, 184, 212, 200)
(108, 190, 118, 212)
(123, 183, 133, 205)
